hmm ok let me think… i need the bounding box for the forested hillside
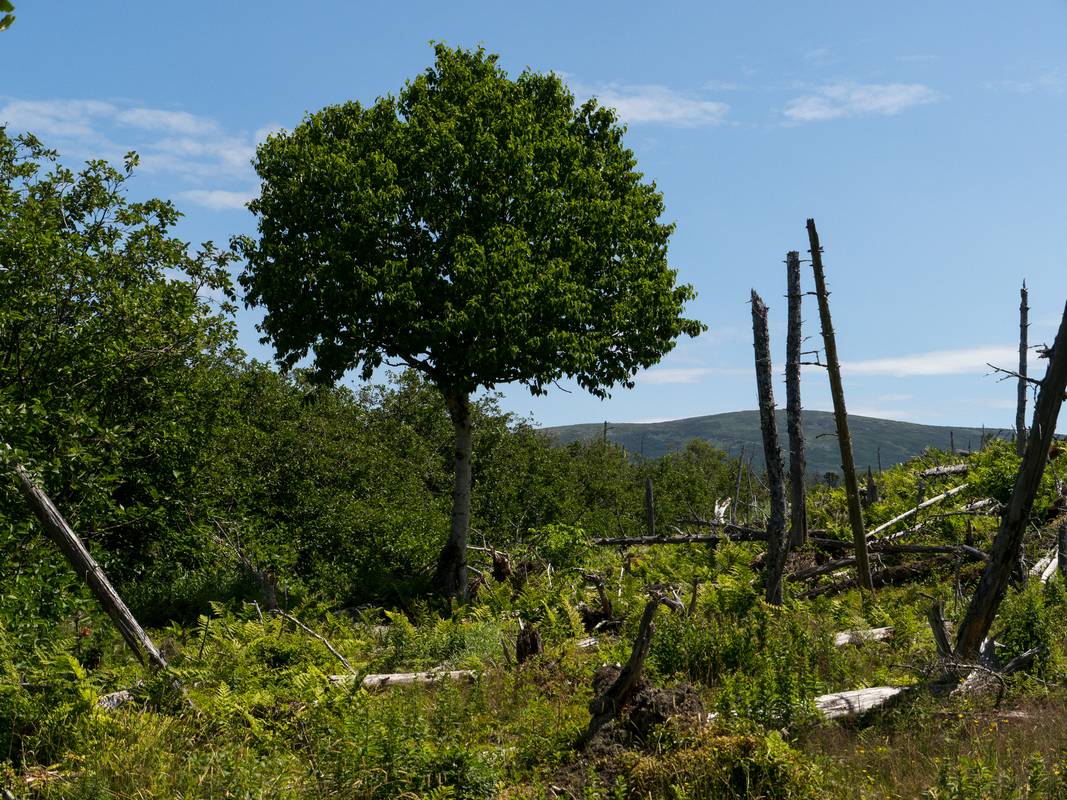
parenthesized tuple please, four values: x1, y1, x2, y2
(546, 410, 1008, 478)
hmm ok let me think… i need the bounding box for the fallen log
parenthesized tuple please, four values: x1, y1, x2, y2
(815, 686, 906, 719)
(919, 464, 970, 478)
(593, 528, 767, 547)
(866, 483, 971, 541)
(833, 627, 894, 647)
(330, 670, 478, 688)
(791, 545, 986, 582)
(800, 558, 956, 599)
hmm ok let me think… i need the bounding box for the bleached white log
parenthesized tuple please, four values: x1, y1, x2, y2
(329, 670, 478, 688)
(833, 627, 894, 647)
(815, 686, 905, 719)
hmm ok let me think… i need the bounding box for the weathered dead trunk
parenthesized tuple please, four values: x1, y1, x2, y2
(1017, 281, 1029, 456)
(1059, 523, 1067, 578)
(13, 462, 169, 672)
(644, 477, 655, 537)
(955, 300, 1067, 661)
(434, 393, 473, 602)
(807, 218, 873, 590)
(786, 250, 808, 547)
(584, 594, 667, 745)
(751, 290, 789, 604)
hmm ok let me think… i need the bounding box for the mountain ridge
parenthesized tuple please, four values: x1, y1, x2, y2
(543, 410, 1009, 477)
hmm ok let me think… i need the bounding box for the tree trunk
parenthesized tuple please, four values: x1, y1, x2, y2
(1017, 281, 1029, 456)
(807, 219, 873, 590)
(786, 250, 808, 547)
(12, 461, 169, 672)
(955, 300, 1067, 661)
(434, 392, 473, 602)
(751, 290, 789, 604)
(644, 477, 655, 537)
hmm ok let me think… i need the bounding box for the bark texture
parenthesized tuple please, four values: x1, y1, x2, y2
(807, 218, 873, 590)
(1018, 281, 1029, 456)
(434, 393, 473, 601)
(786, 250, 808, 547)
(13, 462, 169, 671)
(955, 300, 1067, 661)
(751, 290, 789, 604)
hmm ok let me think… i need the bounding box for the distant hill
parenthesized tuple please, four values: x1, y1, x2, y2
(544, 410, 1009, 477)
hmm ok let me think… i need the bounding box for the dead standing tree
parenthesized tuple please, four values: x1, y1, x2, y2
(751, 290, 789, 604)
(1017, 281, 1029, 456)
(786, 250, 808, 547)
(807, 218, 873, 590)
(955, 299, 1067, 661)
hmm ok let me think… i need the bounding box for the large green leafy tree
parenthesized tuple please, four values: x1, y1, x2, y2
(237, 44, 705, 600)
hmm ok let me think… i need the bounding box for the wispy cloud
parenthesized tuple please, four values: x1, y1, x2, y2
(985, 68, 1067, 95)
(579, 83, 729, 127)
(897, 54, 939, 64)
(783, 82, 941, 122)
(116, 107, 221, 136)
(0, 97, 264, 210)
(637, 367, 716, 384)
(176, 189, 254, 211)
(841, 346, 1016, 377)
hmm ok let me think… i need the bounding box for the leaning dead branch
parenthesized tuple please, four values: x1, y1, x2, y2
(593, 526, 768, 547)
(956, 299, 1067, 661)
(9, 457, 171, 675)
(275, 609, 356, 675)
(583, 592, 679, 746)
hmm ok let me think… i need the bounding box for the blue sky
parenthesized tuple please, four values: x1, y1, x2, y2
(3, 2, 1067, 431)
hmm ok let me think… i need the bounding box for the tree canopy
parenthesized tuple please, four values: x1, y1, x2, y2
(238, 44, 703, 399)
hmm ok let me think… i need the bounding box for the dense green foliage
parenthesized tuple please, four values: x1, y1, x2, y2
(237, 43, 703, 397)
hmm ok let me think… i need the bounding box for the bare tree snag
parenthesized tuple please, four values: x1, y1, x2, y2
(751, 290, 789, 604)
(644, 477, 656, 537)
(584, 593, 673, 745)
(731, 445, 745, 524)
(786, 251, 808, 547)
(863, 466, 879, 508)
(1059, 523, 1067, 578)
(927, 602, 954, 658)
(955, 300, 1067, 661)
(807, 218, 872, 590)
(1017, 281, 1029, 456)
(12, 461, 169, 672)
(516, 620, 543, 664)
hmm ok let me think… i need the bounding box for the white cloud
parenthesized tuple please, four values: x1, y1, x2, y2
(0, 98, 116, 138)
(581, 83, 729, 127)
(637, 367, 716, 384)
(985, 69, 1067, 95)
(116, 107, 220, 136)
(841, 346, 1017, 377)
(783, 82, 941, 122)
(0, 96, 265, 201)
(625, 415, 688, 424)
(177, 189, 255, 211)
